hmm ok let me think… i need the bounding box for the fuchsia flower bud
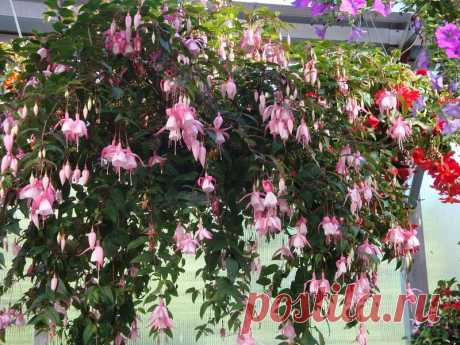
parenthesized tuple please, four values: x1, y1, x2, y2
(221, 78, 237, 100)
(90, 240, 104, 269)
(281, 320, 296, 343)
(80, 165, 90, 185)
(50, 274, 58, 291)
(296, 118, 311, 148)
(134, 10, 142, 30)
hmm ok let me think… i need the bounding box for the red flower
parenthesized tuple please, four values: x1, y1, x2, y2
(366, 115, 380, 128)
(415, 69, 428, 76)
(305, 91, 317, 98)
(394, 84, 421, 109)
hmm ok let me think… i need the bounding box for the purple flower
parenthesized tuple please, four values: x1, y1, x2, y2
(291, 0, 311, 8)
(416, 48, 429, 69)
(449, 81, 458, 94)
(412, 16, 423, 31)
(348, 26, 366, 42)
(340, 0, 366, 16)
(430, 72, 444, 92)
(314, 25, 327, 39)
(435, 23, 460, 49)
(441, 118, 460, 135)
(311, 1, 332, 17)
(445, 43, 460, 59)
(372, 0, 392, 17)
(442, 103, 460, 118)
(412, 95, 425, 116)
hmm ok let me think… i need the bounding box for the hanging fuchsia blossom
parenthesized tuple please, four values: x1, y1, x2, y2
(375, 89, 397, 114)
(197, 173, 216, 193)
(101, 140, 142, 181)
(149, 298, 174, 331)
(356, 323, 368, 345)
(387, 116, 412, 148)
(19, 174, 56, 228)
(347, 183, 363, 216)
(174, 223, 200, 254)
(236, 332, 256, 345)
(320, 216, 342, 243)
(357, 239, 381, 264)
(281, 320, 296, 343)
(90, 240, 104, 270)
(384, 225, 405, 255)
(289, 217, 310, 250)
(296, 118, 311, 148)
(60, 112, 88, 151)
(211, 113, 230, 149)
(195, 219, 213, 241)
(345, 97, 361, 122)
(240, 27, 262, 52)
(263, 101, 295, 142)
(304, 59, 318, 85)
(335, 256, 349, 279)
(221, 78, 237, 100)
(159, 100, 206, 167)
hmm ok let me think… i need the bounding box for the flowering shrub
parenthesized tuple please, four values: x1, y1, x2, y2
(0, 0, 458, 344)
(411, 278, 460, 344)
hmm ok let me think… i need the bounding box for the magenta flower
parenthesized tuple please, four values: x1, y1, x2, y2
(311, 1, 331, 16)
(320, 216, 341, 242)
(221, 78, 237, 100)
(435, 23, 460, 50)
(372, 0, 392, 16)
(340, 0, 366, 16)
(197, 173, 216, 194)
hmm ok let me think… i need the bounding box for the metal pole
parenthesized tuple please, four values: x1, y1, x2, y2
(8, 0, 23, 38)
(403, 168, 429, 343)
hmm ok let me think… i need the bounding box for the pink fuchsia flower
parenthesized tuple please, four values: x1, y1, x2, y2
(263, 102, 295, 142)
(80, 165, 90, 186)
(221, 78, 237, 100)
(101, 140, 142, 180)
(195, 219, 213, 242)
(304, 59, 318, 85)
(60, 112, 88, 151)
(387, 116, 412, 148)
(403, 227, 420, 254)
(384, 225, 405, 255)
(345, 97, 360, 123)
(335, 256, 348, 279)
(289, 217, 310, 250)
(405, 282, 419, 304)
(320, 216, 341, 243)
(347, 183, 363, 215)
(340, 0, 366, 16)
(147, 153, 167, 169)
(356, 323, 368, 345)
(236, 332, 256, 345)
(357, 239, 381, 264)
(296, 118, 311, 148)
(176, 229, 200, 255)
(372, 0, 393, 16)
(212, 113, 230, 148)
(306, 272, 320, 295)
(359, 179, 373, 203)
(149, 298, 174, 331)
(197, 173, 216, 194)
(240, 27, 262, 52)
(273, 244, 294, 260)
(281, 320, 296, 343)
(90, 240, 104, 270)
(375, 89, 397, 114)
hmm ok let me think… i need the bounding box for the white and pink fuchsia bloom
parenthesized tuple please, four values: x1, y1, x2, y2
(149, 298, 174, 332)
